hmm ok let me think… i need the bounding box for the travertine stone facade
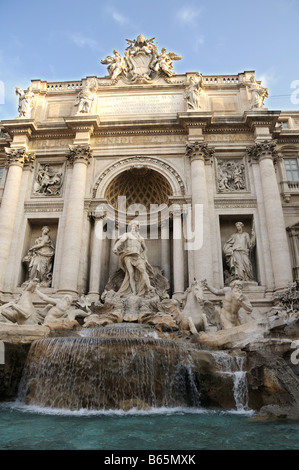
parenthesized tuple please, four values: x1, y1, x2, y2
(0, 35, 298, 313)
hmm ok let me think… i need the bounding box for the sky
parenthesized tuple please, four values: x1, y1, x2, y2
(0, 0, 299, 119)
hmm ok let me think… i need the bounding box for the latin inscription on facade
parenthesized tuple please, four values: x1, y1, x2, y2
(98, 93, 184, 116)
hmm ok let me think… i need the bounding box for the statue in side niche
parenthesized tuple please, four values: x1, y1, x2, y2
(223, 221, 256, 282)
(202, 279, 253, 329)
(113, 222, 155, 297)
(23, 226, 55, 287)
(16, 86, 35, 118)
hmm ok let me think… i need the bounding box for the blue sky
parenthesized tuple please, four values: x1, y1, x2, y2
(1, 0, 299, 119)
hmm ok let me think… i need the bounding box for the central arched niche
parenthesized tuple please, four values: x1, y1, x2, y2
(104, 167, 172, 211)
(92, 159, 187, 296)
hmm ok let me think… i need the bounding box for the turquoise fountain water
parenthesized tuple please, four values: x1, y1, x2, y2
(2, 323, 298, 450)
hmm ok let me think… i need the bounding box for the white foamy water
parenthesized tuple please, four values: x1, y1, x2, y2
(211, 352, 250, 412)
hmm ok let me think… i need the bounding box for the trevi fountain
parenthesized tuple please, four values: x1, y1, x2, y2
(0, 34, 299, 450)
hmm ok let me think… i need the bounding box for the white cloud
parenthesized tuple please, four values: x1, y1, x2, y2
(67, 33, 99, 50)
(105, 7, 129, 25)
(177, 6, 202, 26)
(256, 70, 278, 88)
(194, 35, 205, 52)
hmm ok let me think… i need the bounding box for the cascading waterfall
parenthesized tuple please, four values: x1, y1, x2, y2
(211, 351, 249, 412)
(17, 324, 201, 411)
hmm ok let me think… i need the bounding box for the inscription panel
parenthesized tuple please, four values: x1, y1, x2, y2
(98, 93, 184, 116)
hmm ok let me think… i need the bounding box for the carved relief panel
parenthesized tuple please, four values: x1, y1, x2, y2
(215, 158, 247, 193)
(32, 162, 65, 197)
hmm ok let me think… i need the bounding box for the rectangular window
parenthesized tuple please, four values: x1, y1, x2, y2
(285, 158, 299, 181)
(280, 121, 289, 129)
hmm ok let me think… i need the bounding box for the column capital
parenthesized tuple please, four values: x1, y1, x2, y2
(246, 139, 278, 163)
(67, 144, 93, 166)
(186, 141, 215, 164)
(88, 208, 107, 220)
(5, 147, 36, 168)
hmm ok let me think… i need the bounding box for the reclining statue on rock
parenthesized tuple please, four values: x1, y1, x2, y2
(202, 279, 252, 329)
(0, 279, 43, 325)
(35, 289, 91, 326)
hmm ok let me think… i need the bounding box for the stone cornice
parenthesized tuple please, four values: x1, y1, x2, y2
(168, 195, 192, 206)
(93, 128, 186, 137)
(64, 116, 100, 134)
(1, 119, 38, 139)
(244, 110, 280, 133)
(214, 198, 257, 208)
(24, 200, 64, 213)
(178, 112, 212, 130)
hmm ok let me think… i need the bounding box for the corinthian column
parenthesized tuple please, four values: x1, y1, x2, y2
(172, 205, 185, 300)
(88, 209, 106, 301)
(58, 144, 92, 294)
(0, 148, 35, 290)
(186, 142, 214, 283)
(247, 140, 293, 289)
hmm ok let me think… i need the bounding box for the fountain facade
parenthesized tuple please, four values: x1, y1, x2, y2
(0, 35, 299, 419)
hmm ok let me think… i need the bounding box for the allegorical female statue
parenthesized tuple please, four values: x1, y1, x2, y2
(223, 221, 256, 282)
(185, 75, 202, 110)
(15, 86, 35, 118)
(23, 226, 55, 287)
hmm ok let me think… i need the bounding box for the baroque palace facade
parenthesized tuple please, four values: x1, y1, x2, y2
(0, 35, 299, 317)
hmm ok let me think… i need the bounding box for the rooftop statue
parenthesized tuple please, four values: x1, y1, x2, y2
(101, 50, 127, 81)
(185, 74, 203, 110)
(246, 75, 268, 109)
(15, 86, 34, 118)
(101, 34, 182, 83)
(74, 77, 98, 114)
